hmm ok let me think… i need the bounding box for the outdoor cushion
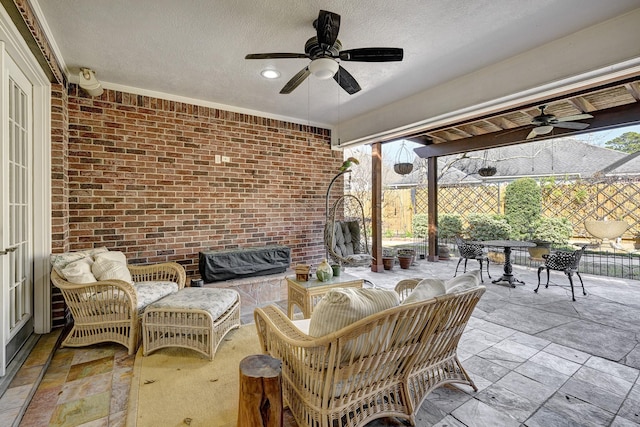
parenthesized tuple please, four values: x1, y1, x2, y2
(61, 257, 97, 284)
(50, 247, 108, 279)
(133, 281, 181, 312)
(309, 288, 399, 337)
(445, 270, 481, 294)
(401, 278, 447, 304)
(92, 256, 133, 284)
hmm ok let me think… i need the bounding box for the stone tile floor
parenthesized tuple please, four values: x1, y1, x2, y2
(1, 257, 639, 426)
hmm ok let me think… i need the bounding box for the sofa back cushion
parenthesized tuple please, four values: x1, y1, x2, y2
(309, 288, 399, 337)
(445, 270, 481, 294)
(401, 278, 447, 304)
(92, 251, 133, 284)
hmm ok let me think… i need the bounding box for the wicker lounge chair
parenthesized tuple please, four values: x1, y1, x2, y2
(254, 273, 485, 427)
(52, 260, 186, 355)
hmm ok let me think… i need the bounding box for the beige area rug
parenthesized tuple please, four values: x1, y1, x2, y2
(127, 325, 262, 427)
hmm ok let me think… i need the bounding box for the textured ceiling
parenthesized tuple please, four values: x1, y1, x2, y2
(35, 0, 640, 128)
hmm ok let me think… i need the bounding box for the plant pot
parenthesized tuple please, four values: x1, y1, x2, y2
(398, 255, 412, 269)
(488, 251, 505, 264)
(382, 257, 395, 270)
(438, 245, 450, 260)
(528, 241, 551, 260)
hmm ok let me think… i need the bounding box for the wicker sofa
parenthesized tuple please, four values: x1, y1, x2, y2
(254, 271, 485, 427)
(51, 248, 186, 355)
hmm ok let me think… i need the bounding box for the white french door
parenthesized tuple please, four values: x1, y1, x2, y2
(0, 52, 34, 374)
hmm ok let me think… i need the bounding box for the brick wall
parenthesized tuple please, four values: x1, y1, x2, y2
(62, 85, 342, 279)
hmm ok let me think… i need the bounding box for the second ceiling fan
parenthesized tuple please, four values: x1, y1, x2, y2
(526, 105, 593, 139)
(245, 10, 403, 95)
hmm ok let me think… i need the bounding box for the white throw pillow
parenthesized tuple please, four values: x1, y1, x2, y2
(445, 270, 481, 294)
(309, 288, 399, 337)
(401, 278, 447, 304)
(93, 251, 127, 265)
(92, 255, 133, 284)
(50, 247, 108, 279)
(61, 258, 97, 284)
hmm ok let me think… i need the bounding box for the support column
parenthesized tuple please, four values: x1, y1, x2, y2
(371, 142, 383, 272)
(427, 156, 439, 262)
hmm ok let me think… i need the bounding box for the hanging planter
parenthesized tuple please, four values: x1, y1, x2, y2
(394, 162, 413, 175)
(477, 150, 497, 177)
(478, 166, 497, 177)
(393, 140, 415, 175)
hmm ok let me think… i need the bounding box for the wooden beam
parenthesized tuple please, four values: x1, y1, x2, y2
(427, 157, 438, 262)
(371, 142, 383, 272)
(414, 101, 640, 158)
(568, 96, 596, 113)
(624, 82, 640, 101)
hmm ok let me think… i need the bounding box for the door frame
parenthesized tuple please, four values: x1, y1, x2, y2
(0, 5, 51, 336)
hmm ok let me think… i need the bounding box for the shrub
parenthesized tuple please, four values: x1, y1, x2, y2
(466, 213, 512, 241)
(504, 178, 541, 240)
(530, 217, 573, 245)
(438, 213, 463, 238)
(412, 213, 429, 238)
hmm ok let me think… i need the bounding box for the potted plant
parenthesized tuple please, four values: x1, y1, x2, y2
(397, 248, 415, 269)
(527, 217, 573, 259)
(382, 248, 396, 270)
(466, 213, 512, 264)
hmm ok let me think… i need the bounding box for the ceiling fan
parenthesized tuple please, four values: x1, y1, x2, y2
(526, 105, 593, 139)
(245, 10, 403, 95)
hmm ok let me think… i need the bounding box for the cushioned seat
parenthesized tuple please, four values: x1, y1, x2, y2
(51, 249, 186, 355)
(143, 287, 241, 360)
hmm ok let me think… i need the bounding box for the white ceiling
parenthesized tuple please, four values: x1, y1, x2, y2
(35, 0, 640, 129)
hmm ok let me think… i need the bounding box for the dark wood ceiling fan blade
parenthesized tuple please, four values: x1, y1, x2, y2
(338, 48, 404, 62)
(245, 53, 308, 59)
(333, 66, 361, 95)
(316, 10, 340, 49)
(279, 67, 311, 94)
(556, 113, 594, 122)
(552, 121, 590, 130)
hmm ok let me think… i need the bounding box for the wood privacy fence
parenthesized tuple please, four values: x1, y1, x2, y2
(382, 177, 640, 240)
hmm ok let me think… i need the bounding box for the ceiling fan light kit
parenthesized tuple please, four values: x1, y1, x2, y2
(309, 58, 339, 79)
(245, 10, 403, 94)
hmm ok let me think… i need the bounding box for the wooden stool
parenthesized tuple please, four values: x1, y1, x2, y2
(238, 354, 283, 427)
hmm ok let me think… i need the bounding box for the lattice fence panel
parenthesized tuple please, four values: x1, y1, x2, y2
(415, 185, 501, 218)
(542, 179, 640, 238)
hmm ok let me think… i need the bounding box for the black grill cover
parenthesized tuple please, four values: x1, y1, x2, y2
(199, 246, 291, 282)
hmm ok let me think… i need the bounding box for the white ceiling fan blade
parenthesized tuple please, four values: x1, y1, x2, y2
(557, 113, 593, 122)
(553, 121, 590, 130)
(526, 128, 538, 139)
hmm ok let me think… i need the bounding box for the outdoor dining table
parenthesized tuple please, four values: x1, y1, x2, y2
(481, 240, 536, 287)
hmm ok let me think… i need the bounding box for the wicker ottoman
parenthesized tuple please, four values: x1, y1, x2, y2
(142, 287, 241, 360)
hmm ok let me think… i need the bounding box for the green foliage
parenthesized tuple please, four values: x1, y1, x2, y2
(412, 213, 429, 238)
(529, 217, 573, 245)
(466, 213, 512, 241)
(504, 178, 541, 240)
(604, 132, 640, 153)
(438, 213, 463, 238)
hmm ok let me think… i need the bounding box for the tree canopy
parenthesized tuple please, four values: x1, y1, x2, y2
(604, 132, 640, 153)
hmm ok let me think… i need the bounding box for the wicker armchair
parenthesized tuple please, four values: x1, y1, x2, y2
(254, 283, 485, 427)
(51, 262, 186, 355)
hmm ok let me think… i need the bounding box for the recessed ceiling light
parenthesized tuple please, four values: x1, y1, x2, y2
(260, 69, 280, 79)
